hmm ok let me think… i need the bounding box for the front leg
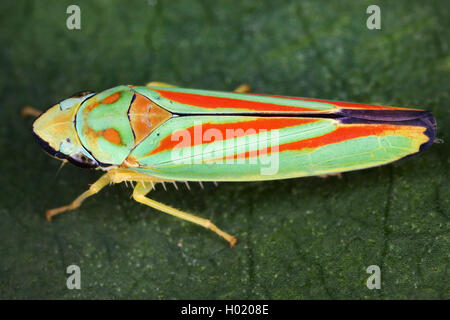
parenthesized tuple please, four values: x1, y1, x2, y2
(45, 172, 111, 220)
(21, 106, 42, 118)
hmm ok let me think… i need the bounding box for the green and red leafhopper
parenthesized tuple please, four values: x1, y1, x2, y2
(24, 82, 437, 246)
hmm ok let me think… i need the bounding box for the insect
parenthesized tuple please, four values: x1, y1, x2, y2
(25, 82, 436, 247)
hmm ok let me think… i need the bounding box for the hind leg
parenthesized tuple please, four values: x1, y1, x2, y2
(132, 181, 237, 247)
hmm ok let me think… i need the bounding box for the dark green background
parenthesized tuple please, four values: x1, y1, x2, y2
(0, 0, 448, 299)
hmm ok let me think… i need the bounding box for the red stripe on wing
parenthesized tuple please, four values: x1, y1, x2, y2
(280, 124, 399, 151)
(147, 118, 320, 156)
(221, 124, 421, 161)
(153, 89, 320, 113)
(247, 93, 419, 111)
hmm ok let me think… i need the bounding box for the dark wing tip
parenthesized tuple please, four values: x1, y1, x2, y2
(418, 111, 437, 153)
(338, 108, 437, 155)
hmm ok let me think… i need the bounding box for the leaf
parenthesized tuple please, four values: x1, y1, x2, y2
(0, 0, 448, 299)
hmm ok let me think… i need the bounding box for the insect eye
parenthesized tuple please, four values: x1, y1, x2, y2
(68, 152, 98, 169)
(70, 90, 95, 98)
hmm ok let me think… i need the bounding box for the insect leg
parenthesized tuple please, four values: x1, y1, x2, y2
(145, 81, 178, 88)
(21, 106, 42, 118)
(233, 84, 251, 93)
(145, 81, 251, 94)
(318, 173, 343, 179)
(45, 173, 111, 221)
(132, 181, 237, 247)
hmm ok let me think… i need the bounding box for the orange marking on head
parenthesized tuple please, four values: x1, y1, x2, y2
(101, 128, 122, 145)
(85, 99, 100, 112)
(102, 92, 121, 104)
(83, 125, 99, 140)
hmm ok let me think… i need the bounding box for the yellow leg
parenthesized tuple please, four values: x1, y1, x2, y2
(45, 168, 237, 247)
(146, 81, 178, 88)
(132, 182, 237, 247)
(233, 83, 251, 93)
(146, 81, 251, 94)
(46, 173, 111, 221)
(21, 106, 42, 118)
(318, 173, 343, 179)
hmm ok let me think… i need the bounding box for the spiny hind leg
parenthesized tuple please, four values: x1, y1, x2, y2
(21, 106, 42, 118)
(46, 173, 111, 221)
(132, 181, 237, 247)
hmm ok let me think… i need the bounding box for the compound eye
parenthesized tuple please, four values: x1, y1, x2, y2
(69, 152, 98, 168)
(59, 91, 96, 111)
(69, 90, 96, 99)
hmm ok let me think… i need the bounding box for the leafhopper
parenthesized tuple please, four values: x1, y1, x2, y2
(26, 82, 436, 246)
